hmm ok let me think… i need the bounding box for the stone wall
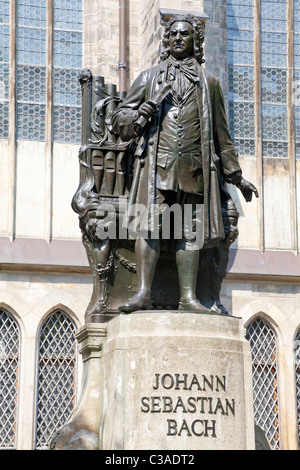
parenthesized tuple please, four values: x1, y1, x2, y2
(139, 1, 205, 72)
(82, 1, 206, 86)
(83, 0, 119, 84)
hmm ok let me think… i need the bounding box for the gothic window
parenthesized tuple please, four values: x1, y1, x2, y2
(227, 0, 255, 157)
(246, 317, 281, 449)
(261, 0, 288, 158)
(52, 0, 82, 143)
(227, 0, 299, 159)
(294, 328, 300, 446)
(16, 0, 47, 141)
(35, 310, 77, 450)
(0, 309, 20, 449)
(0, 0, 83, 144)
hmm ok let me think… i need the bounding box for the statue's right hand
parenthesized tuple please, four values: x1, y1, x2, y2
(138, 100, 157, 120)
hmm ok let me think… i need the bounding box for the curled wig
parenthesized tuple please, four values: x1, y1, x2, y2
(159, 14, 205, 64)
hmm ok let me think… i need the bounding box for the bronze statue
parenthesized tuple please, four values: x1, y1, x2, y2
(72, 14, 258, 323)
(111, 14, 258, 314)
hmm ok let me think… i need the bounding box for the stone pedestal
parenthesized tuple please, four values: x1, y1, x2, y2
(51, 312, 255, 450)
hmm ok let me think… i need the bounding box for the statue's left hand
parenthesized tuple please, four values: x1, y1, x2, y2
(237, 178, 259, 202)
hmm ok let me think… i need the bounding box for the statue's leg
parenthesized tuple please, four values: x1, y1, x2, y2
(84, 237, 112, 321)
(176, 191, 210, 313)
(118, 236, 160, 313)
(176, 246, 210, 312)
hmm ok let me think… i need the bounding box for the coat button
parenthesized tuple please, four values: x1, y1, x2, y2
(149, 138, 154, 146)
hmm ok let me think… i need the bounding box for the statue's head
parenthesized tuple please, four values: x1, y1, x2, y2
(160, 14, 205, 64)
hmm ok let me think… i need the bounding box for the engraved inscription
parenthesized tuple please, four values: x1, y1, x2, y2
(140, 373, 236, 438)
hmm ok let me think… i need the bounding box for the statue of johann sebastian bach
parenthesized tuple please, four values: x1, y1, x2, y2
(112, 14, 258, 313)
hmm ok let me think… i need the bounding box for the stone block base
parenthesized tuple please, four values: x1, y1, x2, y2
(51, 312, 255, 450)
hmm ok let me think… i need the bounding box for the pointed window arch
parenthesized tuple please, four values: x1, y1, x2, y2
(294, 327, 300, 447)
(0, 309, 21, 449)
(35, 309, 78, 449)
(246, 316, 281, 449)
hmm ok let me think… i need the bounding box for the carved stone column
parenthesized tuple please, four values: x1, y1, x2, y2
(49, 324, 106, 450)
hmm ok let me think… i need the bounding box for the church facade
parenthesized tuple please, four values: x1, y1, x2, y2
(0, 0, 299, 450)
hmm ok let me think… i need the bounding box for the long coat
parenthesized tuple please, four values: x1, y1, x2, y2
(112, 60, 242, 246)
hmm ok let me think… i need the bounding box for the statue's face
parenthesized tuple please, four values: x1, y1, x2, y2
(169, 21, 194, 60)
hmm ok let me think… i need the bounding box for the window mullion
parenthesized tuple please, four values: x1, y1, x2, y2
(254, 0, 264, 251)
(46, 0, 53, 144)
(8, 0, 17, 241)
(287, 0, 298, 253)
(45, 0, 53, 242)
